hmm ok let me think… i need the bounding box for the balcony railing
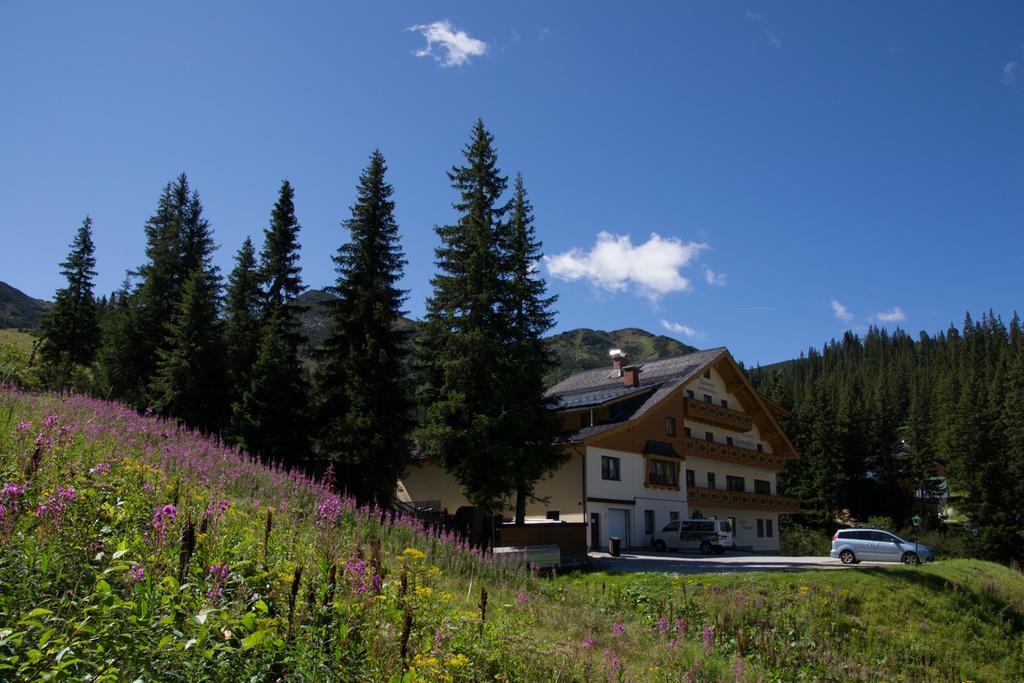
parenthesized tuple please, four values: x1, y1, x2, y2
(682, 436, 786, 470)
(683, 397, 753, 432)
(687, 486, 799, 513)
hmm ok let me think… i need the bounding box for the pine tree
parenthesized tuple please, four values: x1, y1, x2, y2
(105, 173, 216, 406)
(232, 181, 309, 463)
(223, 237, 262, 416)
(95, 279, 146, 404)
(149, 268, 227, 433)
(499, 174, 565, 524)
(38, 216, 100, 375)
(233, 309, 306, 463)
(315, 151, 414, 506)
(259, 180, 306, 319)
(418, 120, 516, 516)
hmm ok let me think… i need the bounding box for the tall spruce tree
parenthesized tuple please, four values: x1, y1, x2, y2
(499, 174, 565, 524)
(100, 173, 213, 406)
(315, 151, 413, 506)
(232, 181, 309, 463)
(418, 120, 516, 516)
(38, 216, 100, 373)
(223, 237, 262, 416)
(149, 268, 227, 433)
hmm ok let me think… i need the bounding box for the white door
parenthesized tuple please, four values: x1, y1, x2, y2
(608, 509, 629, 549)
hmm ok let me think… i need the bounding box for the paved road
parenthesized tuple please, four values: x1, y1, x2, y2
(588, 550, 890, 574)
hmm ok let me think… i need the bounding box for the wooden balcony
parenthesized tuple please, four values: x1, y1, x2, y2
(687, 486, 800, 513)
(682, 436, 787, 471)
(683, 397, 753, 433)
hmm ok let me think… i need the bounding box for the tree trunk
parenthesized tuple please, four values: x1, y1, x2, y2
(515, 482, 527, 525)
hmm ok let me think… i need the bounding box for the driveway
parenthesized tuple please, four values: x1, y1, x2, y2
(588, 550, 887, 574)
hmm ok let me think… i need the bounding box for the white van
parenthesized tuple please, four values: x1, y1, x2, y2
(652, 519, 734, 554)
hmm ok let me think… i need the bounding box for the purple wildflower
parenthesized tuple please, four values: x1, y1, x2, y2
(581, 635, 595, 649)
(206, 563, 230, 599)
(124, 565, 144, 585)
(90, 462, 110, 475)
(733, 655, 747, 680)
(657, 617, 669, 634)
(703, 626, 714, 655)
(612, 621, 625, 635)
(143, 482, 154, 493)
(16, 421, 31, 432)
(516, 590, 529, 605)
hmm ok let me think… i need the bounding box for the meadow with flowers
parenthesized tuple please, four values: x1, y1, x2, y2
(1, 386, 1023, 681)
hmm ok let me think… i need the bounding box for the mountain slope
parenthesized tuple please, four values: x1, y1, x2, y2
(544, 326, 698, 385)
(0, 281, 51, 329)
(297, 290, 697, 385)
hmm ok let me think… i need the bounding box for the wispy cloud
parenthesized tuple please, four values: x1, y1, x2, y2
(409, 20, 488, 67)
(745, 11, 762, 21)
(1003, 61, 1017, 84)
(661, 320, 700, 339)
(831, 299, 854, 323)
(764, 30, 781, 48)
(539, 26, 550, 42)
(545, 231, 709, 302)
(702, 266, 728, 287)
(874, 306, 906, 322)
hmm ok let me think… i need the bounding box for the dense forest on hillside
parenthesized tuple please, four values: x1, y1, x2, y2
(750, 312, 1024, 563)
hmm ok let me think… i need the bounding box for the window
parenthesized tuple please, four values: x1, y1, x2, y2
(580, 411, 595, 428)
(754, 479, 771, 495)
(685, 469, 695, 487)
(684, 427, 692, 438)
(756, 442, 763, 453)
(669, 511, 680, 522)
(601, 456, 620, 481)
(720, 399, 729, 408)
(644, 510, 655, 535)
(726, 436, 734, 446)
(703, 394, 712, 404)
(757, 519, 765, 538)
(705, 431, 714, 442)
(545, 510, 560, 521)
(703, 370, 711, 379)
(665, 417, 676, 437)
(706, 472, 716, 489)
(766, 519, 774, 537)
(685, 389, 695, 399)
(647, 459, 678, 487)
(726, 475, 745, 492)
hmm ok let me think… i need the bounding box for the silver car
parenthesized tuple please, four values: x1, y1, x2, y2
(830, 528, 934, 565)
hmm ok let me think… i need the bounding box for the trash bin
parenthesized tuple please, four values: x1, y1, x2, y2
(609, 536, 621, 557)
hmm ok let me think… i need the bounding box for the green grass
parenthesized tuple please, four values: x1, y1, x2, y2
(0, 329, 35, 355)
(1, 389, 1022, 681)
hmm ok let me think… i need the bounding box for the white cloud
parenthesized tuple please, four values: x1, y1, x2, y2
(874, 306, 906, 322)
(545, 231, 709, 302)
(1003, 61, 1017, 84)
(661, 320, 699, 338)
(745, 11, 762, 21)
(831, 299, 854, 322)
(409, 20, 488, 67)
(703, 266, 728, 287)
(764, 30, 781, 48)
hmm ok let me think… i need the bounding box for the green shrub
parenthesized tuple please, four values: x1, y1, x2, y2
(779, 524, 832, 556)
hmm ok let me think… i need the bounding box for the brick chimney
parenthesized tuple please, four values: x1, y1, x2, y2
(623, 365, 640, 387)
(609, 348, 628, 374)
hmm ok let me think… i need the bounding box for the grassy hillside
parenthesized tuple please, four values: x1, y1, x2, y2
(0, 281, 51, 329)
(1, 389, 1021, 681)
(545, 327, 699, 385)
(0, 328, 35, 355)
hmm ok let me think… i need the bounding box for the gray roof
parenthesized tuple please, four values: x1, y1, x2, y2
(547, 348, 727, 442)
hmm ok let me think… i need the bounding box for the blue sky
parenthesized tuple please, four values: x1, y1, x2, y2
(2, 2, 1022, 365)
